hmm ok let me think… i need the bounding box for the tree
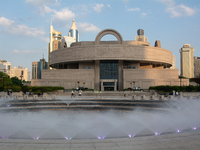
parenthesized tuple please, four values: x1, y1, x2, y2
(0, 72, 13, 91)
(11, 76, 22, 86)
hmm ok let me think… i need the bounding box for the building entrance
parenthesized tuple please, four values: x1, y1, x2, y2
(100, 60, 118, 91)
(100, 79, 117, 91)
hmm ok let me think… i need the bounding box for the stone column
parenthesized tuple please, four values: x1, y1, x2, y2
(101, 80, 104, 91)
(94, 60, 100, 91)
(114, 80, 117, 91)
(118, 60, 123, 91)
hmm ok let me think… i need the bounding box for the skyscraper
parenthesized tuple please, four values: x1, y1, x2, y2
(32, 58, 47, 79)
(194, 57, 200, 77)
(68, 19, 79, 42)
(48, 19, 79, 68)
(180, 44, 194, 78)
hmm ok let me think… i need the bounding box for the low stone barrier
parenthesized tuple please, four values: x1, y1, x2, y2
(13, 95, 18, 100)
(43, 95, 47, 100)
(52, 95, 56, 100)
(168, 95, 173, 100)
(141, 95, 145, 100)
(159, 95, 164, 100)
(23, 95, 28, 100)
(33, 95, 38, 100)
(132, 95, 137, 100)
(150, 95, 155, 100)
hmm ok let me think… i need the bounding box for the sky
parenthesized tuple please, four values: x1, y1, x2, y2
(0, 0, 200, 78)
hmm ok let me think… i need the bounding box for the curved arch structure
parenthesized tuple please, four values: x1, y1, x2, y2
(95, 29, 123, 44)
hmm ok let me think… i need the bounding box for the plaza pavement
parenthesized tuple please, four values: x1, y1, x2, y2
(0, 130, 199, 150)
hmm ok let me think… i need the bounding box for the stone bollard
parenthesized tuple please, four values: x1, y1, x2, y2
(159, 95, 164, 100)
(168, 95, 173, 100)
(43, 95, 47, 100)
(5, 95, 9, 99)
(150, 95, 155, 100)
(23, 95, 28, 100)
(179, 92, 183, 97)
(14, 95, 18, 100)
(33, 95, 38, 100)
(52, 95, 56, 100)
(132, 95, 137, 100)
(141, 95, 145, 100)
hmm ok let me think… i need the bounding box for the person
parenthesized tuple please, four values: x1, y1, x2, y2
(173, 90, 175, 98)
(176, 91, 178, 96)
(78, 89, 82, 98)
(71, 90, 74, 98)
(9, 88, 12, 98)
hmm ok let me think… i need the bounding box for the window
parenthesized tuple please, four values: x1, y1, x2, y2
(83, 66, 91, 69)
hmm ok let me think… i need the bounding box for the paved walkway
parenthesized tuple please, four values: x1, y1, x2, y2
(0, 130, 199, 150)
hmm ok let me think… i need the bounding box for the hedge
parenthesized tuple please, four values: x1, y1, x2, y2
(149, 85, 200, 92)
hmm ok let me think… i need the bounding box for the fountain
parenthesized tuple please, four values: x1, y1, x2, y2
(0, 96, 200, 140)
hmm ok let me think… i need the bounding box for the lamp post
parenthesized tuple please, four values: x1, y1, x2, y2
(179, 75, 182, 87)
(77, 81, 79, 89)
(83, 82, 85, 88)
(2, 76, 5, 91)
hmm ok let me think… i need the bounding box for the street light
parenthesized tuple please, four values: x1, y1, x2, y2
(2, 76, 5, 91)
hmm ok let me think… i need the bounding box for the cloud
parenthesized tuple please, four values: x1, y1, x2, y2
(0, 17, 46, 39)
(77, 23, 101, 33)
(38, 5, 54, 16)
(12, 50, 20, 53)
(93, 4, 104, 13)
(123, 0, 129, 4)
(52, 8, 74, 21)
(141, 13, 147, 17)
(159, 0, 196, 17)
(25, 0, 61, 6)
(107, 4, 111, 8)
(12, 50, 38, 54)
(127, 8, 140, 12)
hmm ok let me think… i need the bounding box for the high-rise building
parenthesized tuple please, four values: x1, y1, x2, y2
(0, 60, 11, 73)
(32, 58, 47, 79)
(0, 60, 28, 81)
(180, 44, 194, 78)
(48, 20, 79, 68)
(194, 57, 200, 77)
(10, 67, 28, 81)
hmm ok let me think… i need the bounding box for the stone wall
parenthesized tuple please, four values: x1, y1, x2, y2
(123, 69, 189, 89)
(31, 69, 95, 89)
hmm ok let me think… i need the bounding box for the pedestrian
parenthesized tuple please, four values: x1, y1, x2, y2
(71, 90, 74, 98)
(78, 89, 82, 98)
(176, 91, 178, 96)
(9, 88, 12, 98)
(173, 90, 175, 98)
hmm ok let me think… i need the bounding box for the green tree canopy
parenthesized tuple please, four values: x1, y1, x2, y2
(11, 76, 22, 86)
(0, 72, 13, 90)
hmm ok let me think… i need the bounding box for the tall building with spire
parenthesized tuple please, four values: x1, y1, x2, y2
(48, 20, 79, 68)
(62, 19, 79, 47)
(68, 19, 79, 42)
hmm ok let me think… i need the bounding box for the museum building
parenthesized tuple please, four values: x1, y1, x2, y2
(31, 21, 189, 91)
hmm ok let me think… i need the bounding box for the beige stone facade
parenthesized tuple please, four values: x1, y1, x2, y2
(180, 44, 194, 78)
(32, 29, 189, 90)
(9, 67, 28, 81)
